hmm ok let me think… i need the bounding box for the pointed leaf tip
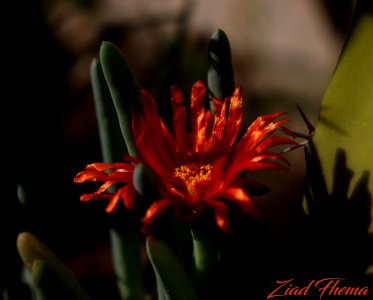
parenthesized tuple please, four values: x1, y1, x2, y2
(207, 28, 235, 103)
(210, 29, 229, 44)
(99, 40, 139, 156)
(16, 232, 91, 300)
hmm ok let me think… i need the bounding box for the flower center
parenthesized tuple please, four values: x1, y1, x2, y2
(174, 163, 212, 195)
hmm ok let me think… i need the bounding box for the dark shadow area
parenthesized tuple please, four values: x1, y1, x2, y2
(259, 144, 373, 298)
(301, 145, 372, 275)
(204, 143, 373, 299)
(1, 0, 104, 299)
(322, 0, 357, 35)
(232, 144, 373, 299)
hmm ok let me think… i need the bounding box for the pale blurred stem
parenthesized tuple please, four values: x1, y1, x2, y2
(156, 276, 166, 300)
(190, 220, 220, 291)
(1, 289, 7, 300)
(110, 227, 146, 300)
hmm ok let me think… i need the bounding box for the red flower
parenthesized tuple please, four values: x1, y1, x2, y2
(74, 80, 295, 235)
(74, 157, 139, 212)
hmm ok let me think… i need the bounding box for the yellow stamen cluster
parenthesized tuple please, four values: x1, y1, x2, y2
(174, 163, 212, 195)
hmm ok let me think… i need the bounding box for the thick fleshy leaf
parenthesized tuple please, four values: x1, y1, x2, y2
(16, 232, 90, 300)
(91, 50, 146, 300)
(31, 260, 89, 300)
(146, 236, 198, 300)
(312, 0, 373, 233)
(109, 228, 147, 300)
(99, 41, 140, 157)
(90, 58, 126, 163)
(133, 163, 158, 199)
(207, 28, 235, 107)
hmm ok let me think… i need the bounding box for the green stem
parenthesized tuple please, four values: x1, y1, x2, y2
(110, 227, 146, 300)
(190, 216, 222, 296)
(156, 276, 166, 300)
(146, 236, 198, 300)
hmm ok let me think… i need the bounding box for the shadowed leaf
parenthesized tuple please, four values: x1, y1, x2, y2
(146, 236, 198, 300)
(312, 0, 373, 233)
(99, 41, 140, 157)
(207, 29, 235, 111)
(16, 232, 90, 300)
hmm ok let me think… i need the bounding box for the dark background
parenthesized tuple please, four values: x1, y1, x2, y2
(1, 0, 365, 299)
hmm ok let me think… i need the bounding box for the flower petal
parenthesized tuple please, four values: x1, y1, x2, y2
(104, 184, 136, 212)
(141, 199, 174, 235)
(207, 98, 228, 154)
(216, 187, 256, 216)
(251, 151, 291, 166)
(227, 86, 243, 122)
(171, 85, 190, 158)
(85, 162, 135, 172)
(132, 92, 176, 176)
(205, 200, 230, 234)
(246, 112, 288, 135)
(106, 189, 122, 213)
(190, 81, 207, 151)
(255, 136, 297, 154)
(196, 109, 214, 155)
(74, 170, 108, 183)
(80, 192, 111, 202)
(120, 185, 137, 210)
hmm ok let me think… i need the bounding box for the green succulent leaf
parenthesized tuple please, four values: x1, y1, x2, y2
(31, 260, 89, 300)
(133, 163, 158, 199)
(16, 232, 90, 300)
(146, 236, 198, 300)
(91, 58, 147, 300)
(109, 228, 147, 300)
(207, 28, 235, 110)
(312, 0, 373, 233)
(99, 41, 140, 157)
(90, 58, 127, 162)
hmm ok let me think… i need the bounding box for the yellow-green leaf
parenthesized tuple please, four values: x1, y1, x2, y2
(312, 1, 373, 233)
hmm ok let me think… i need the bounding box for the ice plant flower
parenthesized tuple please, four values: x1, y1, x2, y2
(75, 80, 296, 235)
(74, 157, 140, 212)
